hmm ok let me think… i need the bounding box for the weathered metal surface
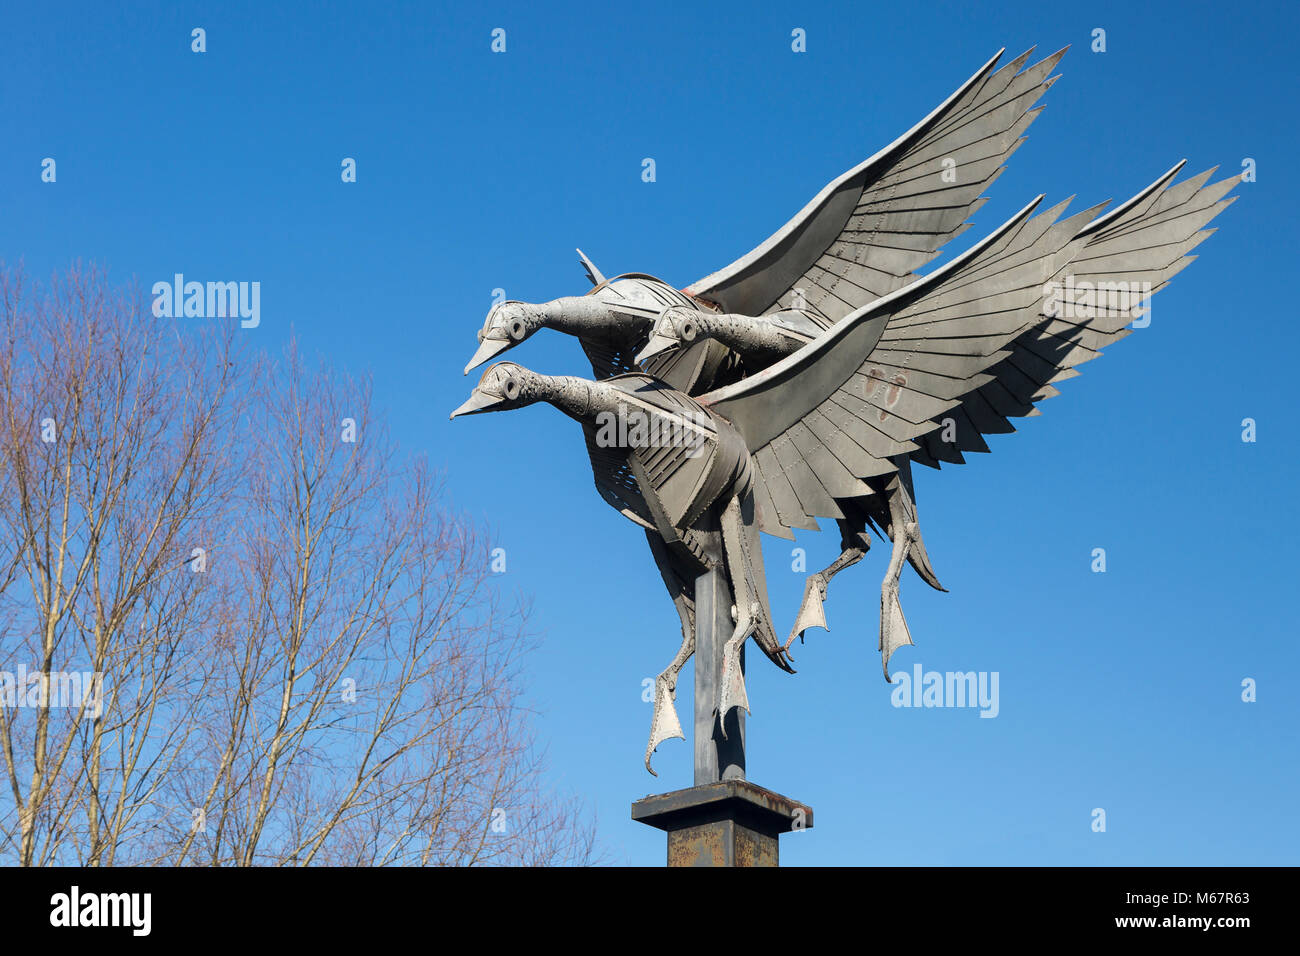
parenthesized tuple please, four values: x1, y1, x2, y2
(632, 780, 811, 867)
(666, 820, 778, 868)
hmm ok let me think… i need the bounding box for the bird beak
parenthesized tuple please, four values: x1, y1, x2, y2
(464, 336, 511, 375)
(634, 332, 679, 366)
(449, 388, 500, 420)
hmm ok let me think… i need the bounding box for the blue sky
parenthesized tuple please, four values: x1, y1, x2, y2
(3, 0, 1297, 865)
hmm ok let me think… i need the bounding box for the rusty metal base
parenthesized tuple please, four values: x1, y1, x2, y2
(631, 780, 812, 867)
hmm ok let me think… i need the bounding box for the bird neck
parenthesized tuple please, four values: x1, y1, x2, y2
(537, 374, 602, 424)
(539, 296, 650, 345)
(701, 313, 806, 365)
(542, 378, 704, 453)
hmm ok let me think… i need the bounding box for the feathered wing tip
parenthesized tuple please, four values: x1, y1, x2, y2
(1021, 161, 1241, 373)
(685, 43, 1068, 322)
(904, 160, 1239, 473)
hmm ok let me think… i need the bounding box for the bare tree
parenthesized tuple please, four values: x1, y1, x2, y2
(0, 265, 598, 866)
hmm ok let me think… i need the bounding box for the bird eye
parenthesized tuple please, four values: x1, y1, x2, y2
(509, 320, 526, 341)
(504, 378, 520, 399)
(681, 321, 696, 341)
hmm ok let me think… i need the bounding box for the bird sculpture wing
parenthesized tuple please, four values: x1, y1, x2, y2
(683, 46, 1065, 322)
(698, 164, 1237, 538)
(907, 162, 1240, 468)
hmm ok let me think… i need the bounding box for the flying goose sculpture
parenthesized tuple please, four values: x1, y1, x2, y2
(452, 45, 1236, 773)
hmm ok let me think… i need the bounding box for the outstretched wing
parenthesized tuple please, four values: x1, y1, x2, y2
(684, 46, 1066, 323)
(699, 195, 1098, 538)
(910, 162, 1240, 467)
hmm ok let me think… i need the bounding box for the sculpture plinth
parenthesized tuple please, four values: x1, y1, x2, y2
(632, 779, 811, 867)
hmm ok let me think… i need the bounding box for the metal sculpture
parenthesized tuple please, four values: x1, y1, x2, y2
(632, 157, 1236, 661)
(451, 46, 1237, 785)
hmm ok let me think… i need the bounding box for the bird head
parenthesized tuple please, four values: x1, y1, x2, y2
(464, 301, 544, 374)
(634, 306, 702, 365)
(450, 362, 543, 419)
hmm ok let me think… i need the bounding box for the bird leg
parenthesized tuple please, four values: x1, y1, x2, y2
(720, 598, 759, 723)
(644, 610, 693, 776)
(785, 520, 872, 650)
(879, 488, 919, 680)
(643, 532, 696, 776)
(717, 495, 793, 730)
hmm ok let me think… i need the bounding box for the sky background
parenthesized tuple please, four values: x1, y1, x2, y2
(2, 0, 1297, 865)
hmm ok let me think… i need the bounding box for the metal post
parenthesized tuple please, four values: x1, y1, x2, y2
(693, 567, 744, 785)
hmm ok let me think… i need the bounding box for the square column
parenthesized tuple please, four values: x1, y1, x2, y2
(631, 780, 812, 867)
